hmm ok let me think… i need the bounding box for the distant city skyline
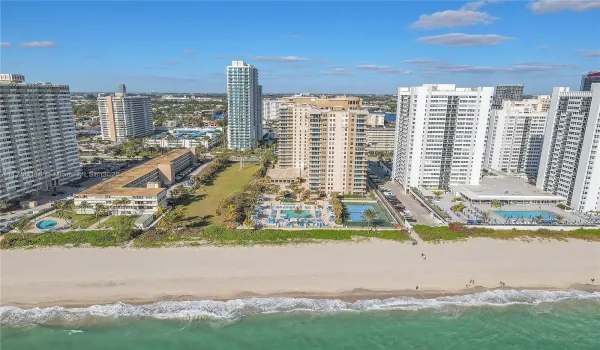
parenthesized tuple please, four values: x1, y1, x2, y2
(1, 1, 599, 94)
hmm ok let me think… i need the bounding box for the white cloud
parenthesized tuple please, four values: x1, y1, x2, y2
(321, 67, 353, 76)
(417, 33, 513, 46)
(530, 0, 600, 14)
(182, 50, 196, 55)
(404, 59, 572, 75)
(0, 42, 12, 47)
(19, 41, 55, 48)
(538, 45, 551, 50)
(411, 9, 497, 29)
(253, 56, 310, 62)
(579, 50, 600, 57)
(356, 65, 412, 75)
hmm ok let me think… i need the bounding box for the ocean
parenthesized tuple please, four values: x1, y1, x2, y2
(2, 290, 599, 349)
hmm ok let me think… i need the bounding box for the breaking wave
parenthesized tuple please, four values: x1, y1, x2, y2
(2, 290, 599, 326)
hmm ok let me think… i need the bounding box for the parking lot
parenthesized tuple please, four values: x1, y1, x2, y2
(367, 161, 440, 226)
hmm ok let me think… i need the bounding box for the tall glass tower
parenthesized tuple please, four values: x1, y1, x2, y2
(226, 61, 262, 149)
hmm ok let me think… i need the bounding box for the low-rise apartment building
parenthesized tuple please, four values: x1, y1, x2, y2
(0, 73, 81, 202)
(366, 111, 385, 127)
(74, 149, 196, 215)
(484, 98, 549, 177)
(537, 84, 600, 212)
(277, 95, 367, 194)
(366, 127, 395, 152)
(144, 128, 223, 150)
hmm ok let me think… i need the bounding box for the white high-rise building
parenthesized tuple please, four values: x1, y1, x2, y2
(226, 61, 262, 149)
(536, 84, 600, 212)
(98, 84, 153, 143)
(484, 98, 549, 177)
(392, 84, 493, 190)
(0, 74, 81, 202)
(262, 98, 283, 122)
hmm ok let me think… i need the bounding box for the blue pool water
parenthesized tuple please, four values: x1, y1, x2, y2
(36, 220, 58, 230)
(346, 204, 376, 222)
(495, 211, 555, 219)
(280, 210, 311, 218)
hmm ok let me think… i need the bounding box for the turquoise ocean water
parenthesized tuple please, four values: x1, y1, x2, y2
(2, 290, 599, 349)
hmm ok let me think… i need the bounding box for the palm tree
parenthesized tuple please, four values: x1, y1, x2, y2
(554, 214, 564, 224)
(361, 209, 378, 231)
(481, 211, 490, 223)
(158, 208, 185, 228)
(301, 189, 311, 201)
(534, 215, 544, 224)
(54, 201, 73, 224)
(432, 190, 443, 198)
(11, 217, 32, 239)
(77, 201, 90, 215)
(156, 205, 167, 216)
(293, 207, 304, 216)
(93, 203, 106, 224)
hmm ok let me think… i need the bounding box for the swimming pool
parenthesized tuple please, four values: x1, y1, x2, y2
(280, 210, 311, 218)
(494, 211, 555, 219)
(346, 204, 377, 222)
(36, 219, 58, 230)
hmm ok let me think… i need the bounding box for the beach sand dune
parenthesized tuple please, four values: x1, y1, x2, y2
(1, 239, 599, 307)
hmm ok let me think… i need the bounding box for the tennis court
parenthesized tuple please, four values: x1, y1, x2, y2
(343, 201, 395, 227)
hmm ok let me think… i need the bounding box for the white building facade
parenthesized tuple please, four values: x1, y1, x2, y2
(366, 127, 395, 152)
(392, 84, 493, 190)
(0, 74, 81, 202)
(262, 98, 283, 123)
(484, 98, 549, 177)
(226, 61, 262, 149)
(536, 85, 600, 212)
(366, 112, 385, 127)
(98, 84, 154, 143)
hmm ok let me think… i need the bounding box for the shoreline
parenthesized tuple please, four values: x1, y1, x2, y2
(4, 285, 600, 309)
(2, 239, 599, 309)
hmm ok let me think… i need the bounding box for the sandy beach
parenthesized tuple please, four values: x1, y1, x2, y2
(1, 239, 599, 307)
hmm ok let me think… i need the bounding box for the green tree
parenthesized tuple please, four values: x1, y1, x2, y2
(77, 201, 91, 214)
(110, 216, 134, 243)
(11, 217, 32, 239)
(361, 209, 378, 231)
(481, 211, 490, 223)
(94, 203, 106, 224)
(54, 201, 73, 224)
(158, 208, 185, 228)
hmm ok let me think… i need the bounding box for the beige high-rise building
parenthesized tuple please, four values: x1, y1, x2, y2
(98, 84, 154, 143)
(277, 95, 367, 194)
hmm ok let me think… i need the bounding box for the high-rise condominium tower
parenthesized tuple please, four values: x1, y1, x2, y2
(536, 84, 600, 212)
(581, 71, 600, 91)
(262, 98, 283, 122)
(491, 84, 524, 110)
(392, 84, 494, 190)
(98, 84, 153, 143)
(226, 61, 262, 149)
(0, 74, 81, 202)
(277, 95, 367, 194)
(484, 97, 549, 177)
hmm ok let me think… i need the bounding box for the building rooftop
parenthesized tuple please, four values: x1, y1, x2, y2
(78, 149, 191, 196)
(266, 167, 301, 181)
(451, 173, 565, 202)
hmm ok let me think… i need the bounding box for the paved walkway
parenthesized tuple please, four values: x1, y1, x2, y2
(87, 216, 112, 230)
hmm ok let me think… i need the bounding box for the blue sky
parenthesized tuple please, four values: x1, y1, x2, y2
(1, 0, 599, 94)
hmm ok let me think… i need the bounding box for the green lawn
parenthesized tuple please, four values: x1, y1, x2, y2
(102, 215, 138, 229)
(51, 212, 104, 229)
(181, 163, 260, 227)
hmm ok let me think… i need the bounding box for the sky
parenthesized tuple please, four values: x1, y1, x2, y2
(1, 0, 599, 94)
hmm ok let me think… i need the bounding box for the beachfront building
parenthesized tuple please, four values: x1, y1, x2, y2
(581, 71, 600, 91)
(98, 84, 154, 143)
(366, 127, 395, 152)
(262, 98, 283, 122)
(144, 127, 223, 150)
(484, 98, 549, 177)
(366, 111, 385, 127)
(536, 84, 600, 212)
(491, 84, 524, 110)
(392, 84, 494, 190)
(277, 95, 367, 194)
(0, 74, 81, 202)
(226, 61, 262, 149)
(74, 149, 196, 215)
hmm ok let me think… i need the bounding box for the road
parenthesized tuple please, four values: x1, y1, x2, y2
(368, 161, 440, 226)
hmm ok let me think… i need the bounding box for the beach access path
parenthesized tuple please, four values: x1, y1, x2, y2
(1, 239, 599, 307)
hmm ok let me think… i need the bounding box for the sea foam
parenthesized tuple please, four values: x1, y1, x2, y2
(2, 290, 599, 326)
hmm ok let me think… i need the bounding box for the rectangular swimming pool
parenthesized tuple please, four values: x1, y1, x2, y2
(495, 211, 555, 219)
(280, 210, 311, 219)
